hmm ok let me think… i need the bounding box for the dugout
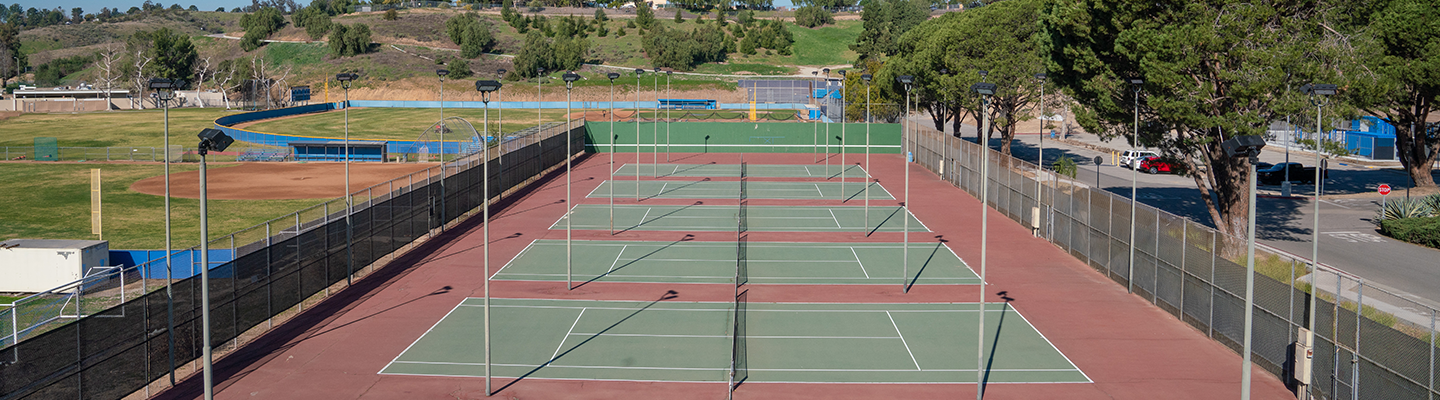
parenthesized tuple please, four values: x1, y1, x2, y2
(659, 99, 717, 110)
(289, 140, 388, 162)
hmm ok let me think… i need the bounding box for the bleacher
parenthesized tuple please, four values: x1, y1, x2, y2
(237, 149, 292, 162)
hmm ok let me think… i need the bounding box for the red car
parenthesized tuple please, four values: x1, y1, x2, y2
(1138, 156, 1182, 174)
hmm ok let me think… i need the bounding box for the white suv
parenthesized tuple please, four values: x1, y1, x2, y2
(1120, 150, 1159, 169)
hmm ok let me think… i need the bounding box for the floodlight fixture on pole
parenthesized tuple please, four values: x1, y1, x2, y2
(635, 68, 644, 198)
(475, 79, 501, 396)
(335, 72, 358, 288)
(150, 76, 180, 385)
(971, 80, 995, 400)
(1127, 78, 1143, 295)
(1221, 135, 1266, 400)
(563, 72, 581, 290)
(1301, 82, 1335, 395)
(608, 72, 620, 234)
(196, 127, 233, 400)
(897, 75, 915, 293)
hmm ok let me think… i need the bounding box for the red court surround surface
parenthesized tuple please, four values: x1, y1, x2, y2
(151, 151, 1293, 399)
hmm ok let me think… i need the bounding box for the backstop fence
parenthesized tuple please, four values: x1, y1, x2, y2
(0, 119, 587, 400)
(910, 125, 1440, 400)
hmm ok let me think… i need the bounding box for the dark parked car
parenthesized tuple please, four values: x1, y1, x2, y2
(1257, 162, 1327, 185)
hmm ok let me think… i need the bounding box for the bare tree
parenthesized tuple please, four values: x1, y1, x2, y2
(194, 56, 212, 107)
(130, 50, 152, 109)
(97, 44, 121, 111)
(216, 65, 235, 109)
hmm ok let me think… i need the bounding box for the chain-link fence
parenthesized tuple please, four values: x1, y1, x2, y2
(0, 119, 586, 400)
(910, 124, 1439, 400)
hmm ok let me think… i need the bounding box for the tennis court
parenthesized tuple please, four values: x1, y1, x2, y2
(612, 163, 869, 178)
(587, 180, 894, 200)
(380, 298, 1088, 384)
(552, 204, 927, 233)
(491, 239, 976, 285)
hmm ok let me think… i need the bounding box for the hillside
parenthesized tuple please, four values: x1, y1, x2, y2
(18, 7, 863, 102)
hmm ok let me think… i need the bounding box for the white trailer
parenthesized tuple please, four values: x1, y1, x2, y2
(0, 239, 110, 293)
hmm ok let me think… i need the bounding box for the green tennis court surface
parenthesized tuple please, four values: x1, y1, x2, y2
(493, 240, 976, 285)
(381, 298, 1089, 384)
(587, 180, 894, 200)
(553, 204, 927, 233)
(613, 163, 868, 178)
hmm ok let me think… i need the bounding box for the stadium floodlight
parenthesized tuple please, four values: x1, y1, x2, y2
(970, 82, 997, 95)
(195, 127, 233, 400)
(474, 78, 502, 396)
(334, 72, 359, 288)
(436, 68, 449, 77)
(151, 75, 181, 384)
(972, 76, 996, 400)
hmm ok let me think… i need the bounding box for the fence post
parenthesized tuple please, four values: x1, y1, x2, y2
(266, 222, 272, 330)
(1209, 232, 1216, 338)
(1334, 271, 1342, 398)
(1429, 308, 1434, 400)
(1353, 282, 1362, 400)
(1180, 222, 1186, 321)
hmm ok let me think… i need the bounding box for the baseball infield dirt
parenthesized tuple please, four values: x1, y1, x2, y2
(131, 162, 438, 200)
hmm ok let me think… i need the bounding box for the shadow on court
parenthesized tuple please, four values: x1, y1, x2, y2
(663, 161, 718, 177)
(643, 177, 712, 201)
(573, 234, 697, 289)
(980, 291, 1015, 396)
(904, 236, 948, 291)
(494, 290, 682, 395)
(615, 201, 707, 234)
(866, 205, 905, 237)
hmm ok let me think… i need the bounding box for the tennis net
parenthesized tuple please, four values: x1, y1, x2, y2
(729, 156, 749, 396)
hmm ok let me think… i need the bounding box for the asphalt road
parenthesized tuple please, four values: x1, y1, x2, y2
(996, 133, 1440, 310)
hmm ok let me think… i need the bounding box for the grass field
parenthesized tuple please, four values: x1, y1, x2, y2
(0, 163, 324, 249)
(729, 20, 862, 67)
(0, 108, 243, 148)
(240, 108, 581, 140)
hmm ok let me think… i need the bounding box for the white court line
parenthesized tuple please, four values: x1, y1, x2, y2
(937, 242, 978, 280)
(656, 182, 669, 196)
(804, 165, 814, 176)
(612, 258, 855, 263)
(568, 333, 901, 340)
(493, 240, 538, 275)
(584, 181, 605, 198)
(1010, 306, 1093, 383)
(491, 273, 978, 282)
(828, 209, 843, 228)
(814, 183, 825, 198)
(381, 300, 466, 372)
(671, 165, 680, 176)
(635, 208, 652, 229)
(551, 308, 587, 361)
(874, 181, 896, 199)
(606, 245, 628, 273)
(849, 247, 870, 278)
(466, 304, 994, 312)
(525, 240, 969, 250)
(886, 311, 922, 370)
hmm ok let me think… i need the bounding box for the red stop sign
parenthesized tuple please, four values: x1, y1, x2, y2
(1379, 184, 1392, 195)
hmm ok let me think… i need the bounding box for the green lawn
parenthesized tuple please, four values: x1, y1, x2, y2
(692, 63, 794, 75)
(728, 20, 862, 67)
(240, 108, 582, 140)
(0, 163, 323, 249)
(0, 108, 244, 148)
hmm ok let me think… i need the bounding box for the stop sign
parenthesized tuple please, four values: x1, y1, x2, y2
(1379, 184, 1392, 195)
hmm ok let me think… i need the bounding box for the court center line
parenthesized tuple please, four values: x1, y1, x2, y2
(828, 208, 843, 228)
(850, 247, 870, 278)
(568, 333, 901, 340)
(551, 308, 587, 362)
(607, 245, 628, 274)
(887, 311, 922, 370)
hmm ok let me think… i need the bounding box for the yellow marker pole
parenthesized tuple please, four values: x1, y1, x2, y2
(749, 88, 757, 121)
(91, 168, 102, 239)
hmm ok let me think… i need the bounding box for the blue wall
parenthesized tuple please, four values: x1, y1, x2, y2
(110, 250, 236, 279)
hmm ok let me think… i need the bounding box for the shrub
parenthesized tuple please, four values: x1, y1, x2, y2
(1376, 197, 1435, 221)
(794, 5, 833, 27)
(673, 9, 683, 23)
(329, 23, 372, 57)
(1379, 216, 1440, 249)
(383, 8, 398, 20)
(527, 0, 543, 11)
(641, 24, 730, 70)
(239, 7, 285, 51)
(635, 3, 655, 29)
(594, 8, 607, 21)
(443, 57, 472, 78)
(460, 20, 496, 58)
(1053, 156, 1078, 179)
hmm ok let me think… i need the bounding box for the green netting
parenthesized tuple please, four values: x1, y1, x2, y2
(34, 137, 57, 161)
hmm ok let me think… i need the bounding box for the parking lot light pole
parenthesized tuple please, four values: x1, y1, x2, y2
(1128, 78, 1142, 294)
(476, 79, 503, 395)
(898, 75, 914, 292)
(148, 77, 179, 385)
(1301, 82, 1336, 393)
(971, 80, 998, 400)
(564, 72, 581, 290)
(1222, 135, 1266, 400)
(196, 128, 233, 400)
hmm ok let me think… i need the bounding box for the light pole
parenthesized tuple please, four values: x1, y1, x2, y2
(813, 70, 820, 164)
(196, 128, 234, 400)
(861, 72, 872, 232)
(823, 68, 831, 172)
(148, 77, 179, 385)
(653, 67, 660, 177)
(476, 79, 502, 396)
(336, 73, 357, 286)
(635, 68, 644, 199)
(1301, 82, 1335, 396)
(538, 66, 545, 151)
(1035, 72, 1047, 181)
(1222, 135, 1266, 400)
(1127, 78, 1142, 294)
(564, 72, 580, 290)
(971, 80, 997, 400)
(437, 69, 449, 233)
(666, 69, 672, 163)
(608, 72, 620, 234)
(897, 75, 914, 292)
(497, 69, 506, 143)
